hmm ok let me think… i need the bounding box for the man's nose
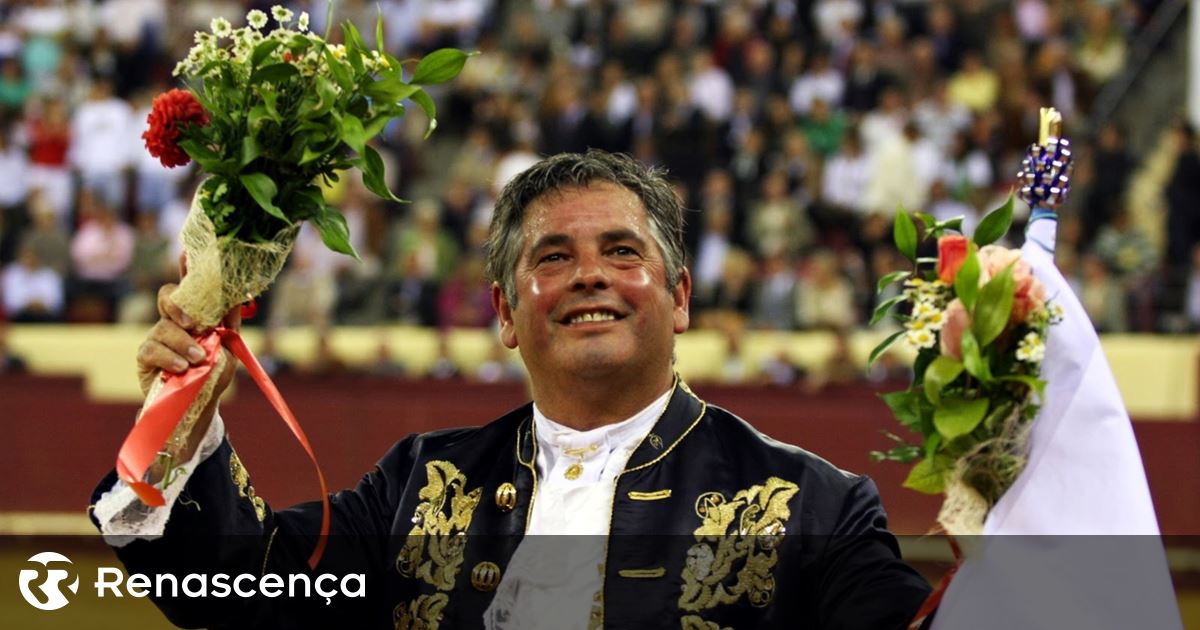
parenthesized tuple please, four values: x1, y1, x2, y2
(570, 254, 610, 291)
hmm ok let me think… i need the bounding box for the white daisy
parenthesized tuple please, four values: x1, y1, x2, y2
(247, 9, 268, 29)
(210, 17, 232, 37)
(272, 5, 294, 23)
(298, 11, 310, 32)
(907, 329, 936, 350)
(1016, 331, 1045, 363)
(922, 310, 947, 331)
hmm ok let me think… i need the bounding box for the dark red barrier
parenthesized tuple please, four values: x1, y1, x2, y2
(1, 375, 1196, 534)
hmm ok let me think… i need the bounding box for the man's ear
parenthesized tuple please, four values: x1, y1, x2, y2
(672, 267, 691, 334)
(492, 282, 519, 349)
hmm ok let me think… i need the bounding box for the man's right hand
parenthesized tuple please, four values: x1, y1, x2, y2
(136, 283, 241, 472)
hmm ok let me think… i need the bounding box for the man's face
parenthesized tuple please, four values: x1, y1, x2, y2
(493, 182, 691, 385)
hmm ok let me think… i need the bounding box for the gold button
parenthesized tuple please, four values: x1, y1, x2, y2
(495, 482, 517, 512)
(471, 561, 502, 592)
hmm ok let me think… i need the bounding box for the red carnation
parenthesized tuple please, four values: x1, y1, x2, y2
(142, 89, 209, 168)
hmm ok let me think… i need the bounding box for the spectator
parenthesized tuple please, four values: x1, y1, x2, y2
(0, 57, 31, 115)
(437, 256, 493, 329)
(688, 50, 734, 123)
(117, 212, 171, 324)
(947, 50, 999, 114)
(789, 51, 844, 116)
(69, 196, 133, 320)
(69, 77, 134, 210)
(1078, 254, 1127, 332)
(795, 249, 857, 330)
(1076, 5, 1127, 88)
(751, 251, 797, 330)
(18, 193, 69, 275)
(821, 130, 870, 218)
(747, 170, 813, 259)
(2, 244, 63, 322)
(802, 98, 848, 159)
(23, 98, 73, 223)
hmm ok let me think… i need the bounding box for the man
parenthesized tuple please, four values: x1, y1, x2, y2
(92, 151, 929, 628)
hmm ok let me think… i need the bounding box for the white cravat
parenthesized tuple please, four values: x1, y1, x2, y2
(483, 389, 671, 630)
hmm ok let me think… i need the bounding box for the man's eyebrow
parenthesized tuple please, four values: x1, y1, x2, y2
(598, 229, 647, 247)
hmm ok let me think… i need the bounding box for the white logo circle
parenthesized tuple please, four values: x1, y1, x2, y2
(18, 551, 80, 611)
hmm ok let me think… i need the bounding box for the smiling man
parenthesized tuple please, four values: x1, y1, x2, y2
(92, 151, 930, 629)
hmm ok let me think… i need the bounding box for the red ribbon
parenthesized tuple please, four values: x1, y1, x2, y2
(115, 328, 329, 570)
(907, 537, 963, 630)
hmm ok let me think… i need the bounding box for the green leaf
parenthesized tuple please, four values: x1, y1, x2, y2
(869, 294, 907, 327)
(410, 89, 438, 138)
(176, 139, 230, 175)
(363, 79, 420, 104)
(974, 193, 1014, 246)
(923, 355, 963, 406)
(357, 145, 400, 202)
(251, 39, 282, 68)
(955, 245, 980, 310)
(311, 206, 360, 260)
(937, 217, 964, 233)
(411, 48, 472, 85)
(914, 212, 937, 230)
(876, 270, 910, 295)
(375, 11, 386, 55)
(867, 329, 907, 369)
(894, 210, 917, 261)
(879, 390, 923, 431)
(341, 22, 366, 73)
(903, 455, 953, 494)
(972, 264, 1015, 346)
(238, 173, 289, 224)
(959, 329, 992, 381)
(339, 113, 367, 154)
(997, 374, 1047, 399)
(323, 47, 352, 89)
(933, 397, 990, 440)
(240, 135, 262, 167)
(250, 62, 299, 84)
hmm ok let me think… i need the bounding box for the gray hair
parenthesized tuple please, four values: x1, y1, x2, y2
(486, 150, 686, 305)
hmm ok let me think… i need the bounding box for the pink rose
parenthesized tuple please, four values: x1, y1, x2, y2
(937, 235, 970, 284)
(977, 245, 1045, 324)
(939, 298, 970, 361)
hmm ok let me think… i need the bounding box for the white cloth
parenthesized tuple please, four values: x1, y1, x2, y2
(932, 218, 1181, 629)
(483, 389, 671, 630)
(93, 413, 226, 546)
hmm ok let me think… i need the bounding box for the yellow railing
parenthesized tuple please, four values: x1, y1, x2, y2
(5, 325, 1197, 419)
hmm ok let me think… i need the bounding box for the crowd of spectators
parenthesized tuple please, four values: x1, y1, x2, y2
(1, 0, 1198, 359)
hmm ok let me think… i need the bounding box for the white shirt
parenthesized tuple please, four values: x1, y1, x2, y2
(485, 389, 670, 629)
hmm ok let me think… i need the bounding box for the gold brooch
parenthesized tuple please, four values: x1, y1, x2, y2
(562, 444, 599, 480)
(495, 482, 517, 512)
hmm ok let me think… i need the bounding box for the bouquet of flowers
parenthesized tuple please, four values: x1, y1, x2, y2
(868, 198, 1065, 535)
(122, 6, 470, 522)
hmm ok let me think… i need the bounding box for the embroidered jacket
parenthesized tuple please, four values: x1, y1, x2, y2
(91, 381, 931, 629)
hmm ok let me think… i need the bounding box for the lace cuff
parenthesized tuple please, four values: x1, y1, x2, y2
(93, 412, 226, 547)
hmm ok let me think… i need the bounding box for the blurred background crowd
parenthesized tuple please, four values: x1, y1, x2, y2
(0, 0, 1197, 380)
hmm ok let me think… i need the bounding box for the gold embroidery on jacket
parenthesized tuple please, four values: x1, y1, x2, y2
(618, 567, 666, 578)
(393, 593, 448, 630)
(681, 616, 731, 630)
(396, 460, 482, 591)
(628, 489, 672, 501)
(678, 477, 798, 613)
(229, 450, 266, 522)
